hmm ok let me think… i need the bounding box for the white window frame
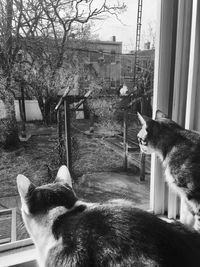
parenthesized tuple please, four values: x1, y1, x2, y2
(150, 0, 179, 216)
(0, 206, 34, 265)
(151, 0, 200, 220)
(0, 238, 35, 266)
(0, 208, 17, 244)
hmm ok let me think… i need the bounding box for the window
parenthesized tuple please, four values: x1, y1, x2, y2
(151, 0, 200, 220)
(110, 49, 116, 63)
(2, 0, 200, 265)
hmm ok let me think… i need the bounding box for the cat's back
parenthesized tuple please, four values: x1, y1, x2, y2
(17, 166, 200, 267)
(47, 200, 200, 267)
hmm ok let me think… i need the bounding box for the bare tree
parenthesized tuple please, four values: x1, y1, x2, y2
(141, 21, 156, 49)
(24, 0, 126, 124)
(0, 0, 126, 129)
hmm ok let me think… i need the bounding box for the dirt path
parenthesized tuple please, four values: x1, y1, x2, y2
(75, 171, 150, 210)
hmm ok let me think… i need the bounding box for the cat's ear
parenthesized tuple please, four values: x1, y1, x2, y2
(17, 174, 35, 200)
(55, 165, 72, 187)
(155, 110, 168, 120)
(137, 112, 147, 126)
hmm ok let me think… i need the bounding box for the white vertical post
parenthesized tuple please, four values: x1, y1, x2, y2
(11, 208, 16, 242)
(185, 0, 200, 131)
(168, 0, 193, 219)
(172, 0, 193, 125)
(150, 0, 178, 214)
(183, 0, 200, 224)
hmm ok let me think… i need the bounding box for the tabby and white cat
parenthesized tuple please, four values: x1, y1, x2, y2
(137, 110, 200, 231)
(17, 165, 200, 267)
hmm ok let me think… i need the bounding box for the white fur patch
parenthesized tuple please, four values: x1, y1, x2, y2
(164, 167, 186, 198)
(137, 126, 159, 155)
(22, 200, 93, 266)
(22, 206, 67, 267)
(139, 144, 155, 154)
(17, 174, 31, 198)
(165, 167, 175, 185)
(56, 165, 72, 187)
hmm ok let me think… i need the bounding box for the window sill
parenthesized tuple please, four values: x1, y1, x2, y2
(0, 239, 37, 267)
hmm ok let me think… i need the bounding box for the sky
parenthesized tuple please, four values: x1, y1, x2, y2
(93, 0, 158, 53)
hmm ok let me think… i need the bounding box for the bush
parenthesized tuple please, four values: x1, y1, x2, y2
(0, 118, 20, 149)
(87, 96, 122, 134)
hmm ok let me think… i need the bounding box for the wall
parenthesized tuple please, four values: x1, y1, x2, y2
(88, 40, 122, 64)
(0, 100, 7, 119)
(0, 100, 43, 121)
(87, 40, 122, 86)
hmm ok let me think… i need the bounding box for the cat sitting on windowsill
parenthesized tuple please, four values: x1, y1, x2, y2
(137, 110, 200, 232)
(17, 165, 200, 267)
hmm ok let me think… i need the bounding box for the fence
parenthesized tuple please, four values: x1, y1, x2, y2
(0, 100, 43, 121)
(0, 208, 16, 244)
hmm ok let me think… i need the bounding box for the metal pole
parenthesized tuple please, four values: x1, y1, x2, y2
(140, 94, 146, 180)
(123, 109, 128, 170)
(134, 0, 143, 85)
(64, 99, 72, 171)
(21, 79, 26, 137)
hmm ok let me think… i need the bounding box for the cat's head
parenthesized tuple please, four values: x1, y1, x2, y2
(17, 165, 78, 216)
(137, 110, 181, 155)
(16, 165, 79, 240)
(17, 166, 82, 263)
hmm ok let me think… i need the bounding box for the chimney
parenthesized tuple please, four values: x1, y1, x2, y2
(112, 36, 116, 42)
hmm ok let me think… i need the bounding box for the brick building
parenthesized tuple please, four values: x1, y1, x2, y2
(81, 36, 122, 90)
(121, 48, 155, 92)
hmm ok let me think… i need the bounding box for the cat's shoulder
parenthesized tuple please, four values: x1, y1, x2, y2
(52, 199, 137, 230)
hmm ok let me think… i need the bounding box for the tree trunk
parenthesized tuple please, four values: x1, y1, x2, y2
(44, 96, 53, 125)
(37, 95, 51, 125)
(2, 85, 19, 149)
(0, 0, 20, 149)
(37, 94, 45, 122)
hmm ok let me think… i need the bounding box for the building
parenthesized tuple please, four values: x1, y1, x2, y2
(80, 37, 155, 94)
(81, 36, 122, 91)
(121, 48, 155, 94)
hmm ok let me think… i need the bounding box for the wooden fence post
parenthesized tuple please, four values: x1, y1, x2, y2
(57, 109, 62, 165)
(140, 153, 146, 181)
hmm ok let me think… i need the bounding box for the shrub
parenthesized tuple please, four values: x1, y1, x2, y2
(87, 95, 122, 134)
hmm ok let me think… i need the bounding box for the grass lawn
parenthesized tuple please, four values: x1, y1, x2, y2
(0, 121, 147, 241)
(0, 134, 57, 198)
(0, 121, 136, 198)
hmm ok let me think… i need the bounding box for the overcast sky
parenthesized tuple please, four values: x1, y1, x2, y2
(93, 0, 158, 53)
